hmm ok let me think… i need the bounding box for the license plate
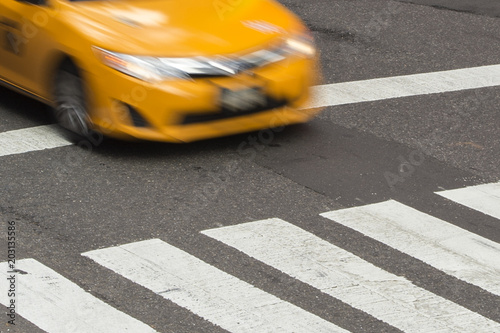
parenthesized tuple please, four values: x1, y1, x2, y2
(219, 87, 266, 113)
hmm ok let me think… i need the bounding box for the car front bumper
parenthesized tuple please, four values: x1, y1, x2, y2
(85, 54, 322, 143)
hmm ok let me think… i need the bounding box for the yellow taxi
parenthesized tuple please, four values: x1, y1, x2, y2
(0, 0, 322, 142)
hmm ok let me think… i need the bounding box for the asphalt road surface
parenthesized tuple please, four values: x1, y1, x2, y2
(1, 0, 499, 332)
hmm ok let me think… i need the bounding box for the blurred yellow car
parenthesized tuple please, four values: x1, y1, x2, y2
(0, 0, 321, 142)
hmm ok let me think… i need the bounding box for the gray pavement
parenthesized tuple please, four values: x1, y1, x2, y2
(1, 1, 499, 332)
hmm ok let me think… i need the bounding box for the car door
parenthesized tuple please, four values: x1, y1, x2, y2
(0, 0, 57, 99)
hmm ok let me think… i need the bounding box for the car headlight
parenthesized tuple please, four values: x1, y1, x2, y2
(93, 33, 315, 83)
(93, 47, 191, 82)
(282, 33, 316, 58)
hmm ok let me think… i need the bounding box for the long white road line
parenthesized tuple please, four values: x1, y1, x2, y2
(2, 64, 500, 158)
(202, 219, 500, 333)
(0, 259, 158, 333)
(436, 182, 500, 220)
(306, 64, 500, 109)
(83, 238, 349, 333)
(321, 200, 500, 297)
(0, 125, 71, 157)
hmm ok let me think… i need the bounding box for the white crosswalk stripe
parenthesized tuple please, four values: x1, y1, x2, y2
(306, 64, 500, 109)
(0, 125, 72, 157)
(83, 238, 349, 333)
(436, 182, 500, 220)
(0, 259, 158, 333)
(202, 218, 500, 333)
(2, 64, 500, 158)
(321, 199, 500, 297)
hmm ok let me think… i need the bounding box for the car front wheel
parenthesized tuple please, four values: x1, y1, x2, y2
(53, 66, 92, 138)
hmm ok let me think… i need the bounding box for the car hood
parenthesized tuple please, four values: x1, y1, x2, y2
(66, 0, 303, 57)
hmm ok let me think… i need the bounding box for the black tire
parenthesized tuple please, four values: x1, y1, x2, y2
(53, 65, 92, 138)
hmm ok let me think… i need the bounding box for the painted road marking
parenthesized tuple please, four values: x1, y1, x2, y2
(202, 219, 500, 333)
(306, 64, 500, 109)
(436, 182, 500, 220)
(2, 64, 500, 158)
(321, 200, 500, 297)
(0, 125, 71, 157)
(83, 238, 349, 333)
(0, 259, 158, 333)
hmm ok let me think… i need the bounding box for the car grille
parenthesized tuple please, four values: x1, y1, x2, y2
(180, 97, 288, 125)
